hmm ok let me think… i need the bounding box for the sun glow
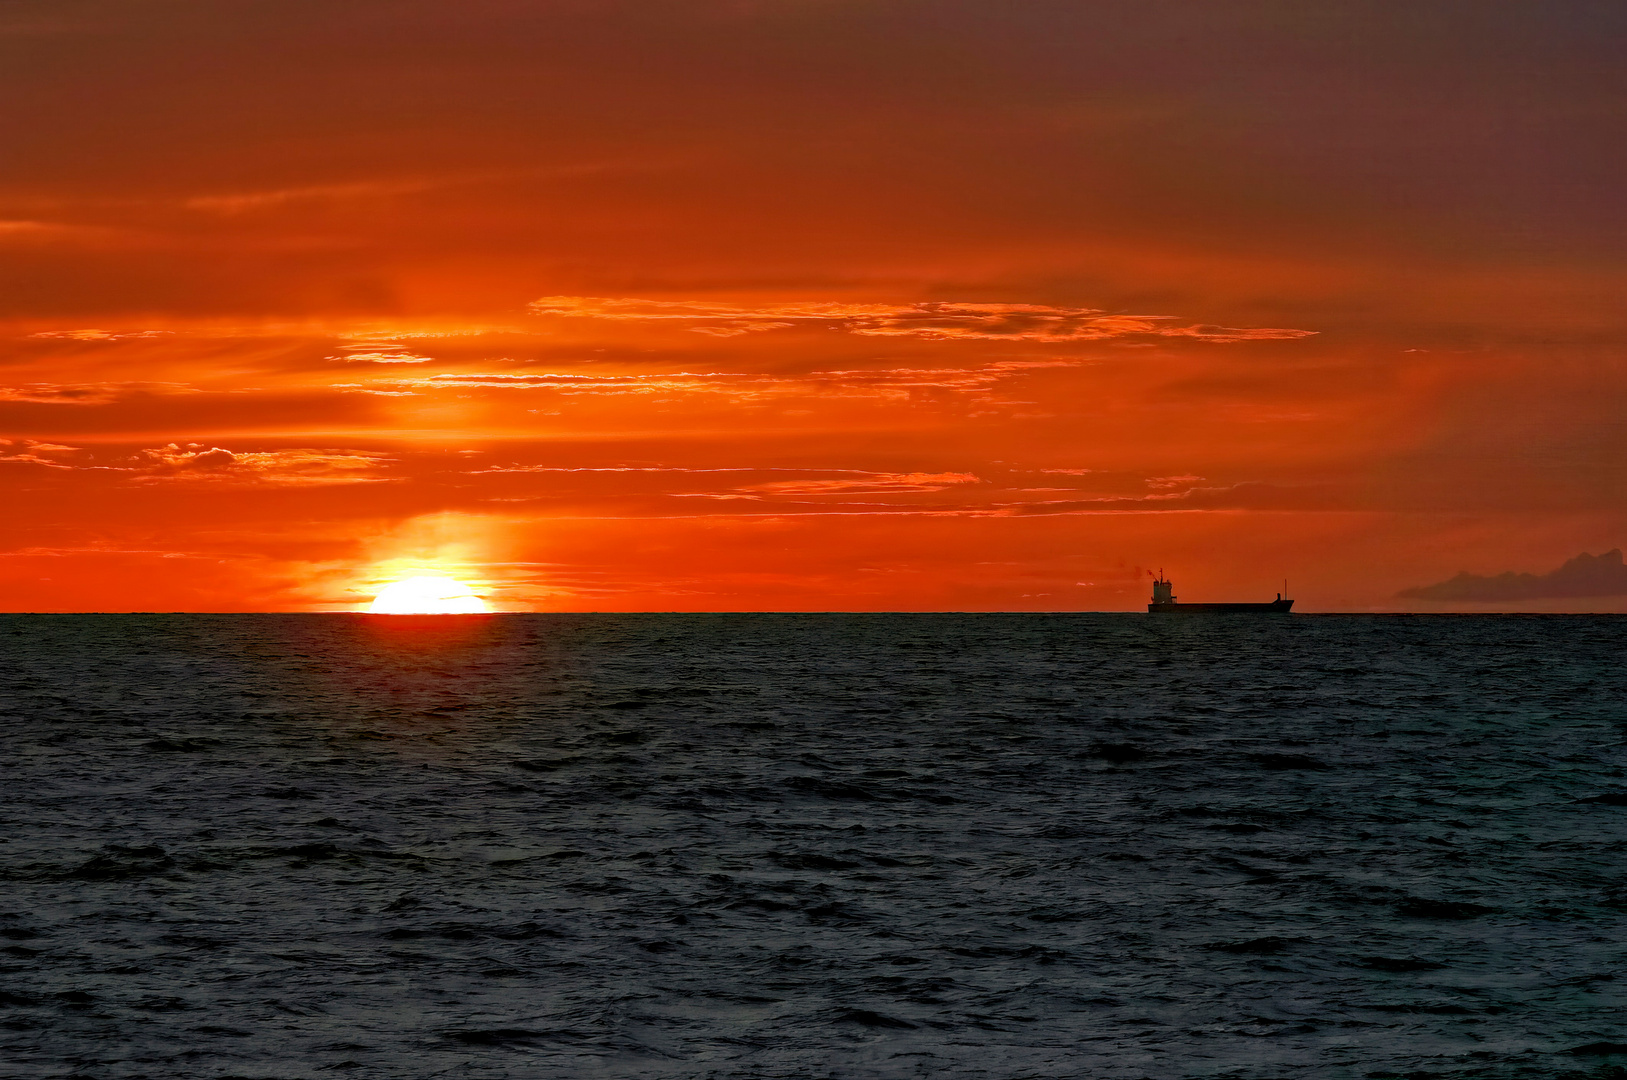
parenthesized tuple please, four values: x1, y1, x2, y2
(367, 575, 489, 614)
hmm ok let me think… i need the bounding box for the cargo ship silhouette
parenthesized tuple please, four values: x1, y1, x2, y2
(1147, 571, 1293, 613)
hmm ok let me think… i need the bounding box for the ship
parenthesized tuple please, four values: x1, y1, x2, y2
(1147, 571, 1293, 613)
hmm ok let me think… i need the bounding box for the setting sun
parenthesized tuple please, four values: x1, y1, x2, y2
(367, 576, 488, 614)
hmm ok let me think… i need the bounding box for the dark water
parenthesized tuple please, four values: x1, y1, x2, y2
(2, 614, 1625, 1080)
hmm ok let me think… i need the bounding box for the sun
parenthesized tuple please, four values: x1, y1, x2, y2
(367, 575, 489, 614)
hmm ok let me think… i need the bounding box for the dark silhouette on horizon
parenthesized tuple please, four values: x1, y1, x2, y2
(1399, 549, 1627, 601)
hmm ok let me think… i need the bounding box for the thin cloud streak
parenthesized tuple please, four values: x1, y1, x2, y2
(0, 439, 79, 468)
(358, 360, 1080, 401)
(5, 443, 396, 484)
(673, 471, 981, 499)
(472, 465, 906, 475)
(28, 329, 174, 341)
(527, 296, 1318, 343)
(0, 381, 195, 404)
(131, 444, 392, 484)
(181, 162, 639, 214)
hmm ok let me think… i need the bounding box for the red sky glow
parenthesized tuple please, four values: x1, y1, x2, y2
(4, 1, 1625, 611)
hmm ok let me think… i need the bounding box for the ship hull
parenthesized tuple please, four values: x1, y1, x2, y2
(1147, 599, 1293, 613)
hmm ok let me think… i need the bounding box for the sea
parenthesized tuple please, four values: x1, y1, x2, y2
(1, 613, 1624, 1080)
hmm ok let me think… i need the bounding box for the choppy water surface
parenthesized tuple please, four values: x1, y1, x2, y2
(2, 613, 1625, 1079)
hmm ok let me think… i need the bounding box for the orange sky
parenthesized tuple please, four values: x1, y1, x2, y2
(3, 1, 1625, 611)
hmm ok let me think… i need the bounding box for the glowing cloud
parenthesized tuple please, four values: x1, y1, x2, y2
(526, 296, 1318, 343)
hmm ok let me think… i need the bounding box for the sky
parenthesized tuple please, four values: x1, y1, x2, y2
(2, 0, 1625, 612)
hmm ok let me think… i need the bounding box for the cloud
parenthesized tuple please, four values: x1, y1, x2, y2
(526, 296, 1317, 343)
(801, 361, 1077, 394)
(0, 220, 99, 240)
(0, 440, 80, 468)
(0, 221, 134, 247)
(0, 383, 120, 404)
(141, 444, 238, 471)
(27, 329, 172, 341)
(184, 178, 448, 214)
(332, 350, 434, 364)
(0, 380, 195, 404)
(1398, 549, 1627, 601)
(677, 471, 981, 499)
(741, 471, 979, 495)
(1001, 481, 1345, 514)
(472, 465, 864, 475)
(181, 163, 622, 214)
(350, 371, 755, 396)
(357, 360, 1077, 401)
(134, 444, 390, 485)
(468, 463, 979, 500)
(327, 333, 435, 364)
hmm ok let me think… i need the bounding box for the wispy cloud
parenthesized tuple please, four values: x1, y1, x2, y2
(132, 444, 391, 485)
(354, 359, 1077, 401)
(474, 465, 847, 475)
(1146, 474, 1205, 490)
(182, 163, 630, 214)
(0, 440, 80, 468)
(996, 480, 1341, 514)
(527, 296, 1317, 343)
(0, 383, 120, 404)
(677, 471, 981, 499)
(0, 220, 134, 246)
(800, 361, 1076, 394)
(0, 380, 195, 404)
(328, 339, 435, 364)
(27, 329, 173, 341)
(341, 371, 746, 395)
(184, 179, 448, 214)
(338, 352, 434, 364)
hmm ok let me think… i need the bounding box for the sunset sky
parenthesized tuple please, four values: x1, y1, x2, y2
(3, 0, 1625, 612)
